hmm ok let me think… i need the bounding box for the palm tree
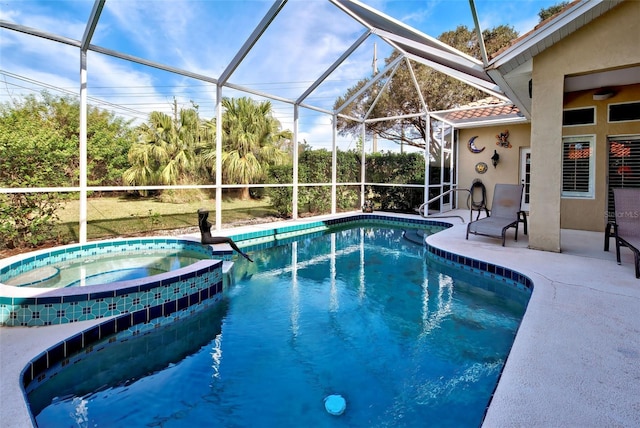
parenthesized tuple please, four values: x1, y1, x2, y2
(221, 97, 292, 199)
(123, 107, 212, 193)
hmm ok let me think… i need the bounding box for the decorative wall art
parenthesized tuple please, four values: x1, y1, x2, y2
(475, 162, 488, 174)
(468, 136, 485, 153)
(496, 130, 512, 148)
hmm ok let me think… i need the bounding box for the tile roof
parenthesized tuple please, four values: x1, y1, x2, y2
(436, 97, 524, 125)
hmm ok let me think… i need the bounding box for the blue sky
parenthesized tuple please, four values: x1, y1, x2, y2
(0, 0, 559, 152)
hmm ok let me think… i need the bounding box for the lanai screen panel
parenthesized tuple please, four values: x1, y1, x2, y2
(330, 0, 502, 96)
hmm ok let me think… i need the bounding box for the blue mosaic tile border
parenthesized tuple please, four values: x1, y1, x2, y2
(323, 214, 451, 229)
(228, 214, 451, 247)
(22, 283, 225, 392)
(425, 243, 533, 293)
(1, 260, 222, 327)
(229, 214, 530, 297)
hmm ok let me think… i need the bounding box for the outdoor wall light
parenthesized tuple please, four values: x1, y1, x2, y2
(491, 150, 500, 168)
(593, 88, 616, 100)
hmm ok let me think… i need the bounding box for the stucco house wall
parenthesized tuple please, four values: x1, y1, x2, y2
(524, 0, 638, 251)
(561, 83, 640, 231)
(457, 124, 531, 210)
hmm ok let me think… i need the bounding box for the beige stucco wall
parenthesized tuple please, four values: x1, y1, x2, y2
(529, 0, 640, 252)
(562, 83, 640, 231)
(457, 124, 530, 209)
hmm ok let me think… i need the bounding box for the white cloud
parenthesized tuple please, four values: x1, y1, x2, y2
(395, 0, 442, 28)
(0, 2, 87, 39)
(0, 31, 78, 93)
(225, 1, 365, 99)
(0, 8, 19, 22)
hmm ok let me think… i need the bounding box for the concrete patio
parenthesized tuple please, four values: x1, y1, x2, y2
(1, 211, 639, 427)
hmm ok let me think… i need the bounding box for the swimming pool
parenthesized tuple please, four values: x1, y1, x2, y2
(27, 224, 531, 427)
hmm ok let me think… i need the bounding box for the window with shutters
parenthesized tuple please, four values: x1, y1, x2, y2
(607, 136, 640, 220)
(562, 135, 595, 198)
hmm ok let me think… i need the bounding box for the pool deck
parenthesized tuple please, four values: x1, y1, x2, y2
(1, 211, 639, 427)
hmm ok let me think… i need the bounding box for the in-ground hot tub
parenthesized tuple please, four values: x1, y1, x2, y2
(0, 238, 226, 327)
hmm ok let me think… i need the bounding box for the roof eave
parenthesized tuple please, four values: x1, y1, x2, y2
(431, 115, 529, 129)
(486, 68, 531, 119)
(488, 0, 623, 72)
(483, 0, 624, 121)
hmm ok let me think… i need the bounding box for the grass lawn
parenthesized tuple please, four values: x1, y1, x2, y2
(55, 196, 280, 241)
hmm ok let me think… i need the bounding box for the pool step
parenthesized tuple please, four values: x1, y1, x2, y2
(403, 229, 426, 245)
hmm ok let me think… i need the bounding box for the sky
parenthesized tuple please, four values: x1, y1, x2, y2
(0, 0, 560, 152)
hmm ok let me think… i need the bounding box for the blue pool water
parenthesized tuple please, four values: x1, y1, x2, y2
(5, 250, 207, 288)
(29, 227, 528, 427)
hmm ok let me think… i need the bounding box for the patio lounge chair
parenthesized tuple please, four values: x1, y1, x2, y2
(466, 183, 524, 246)
(613, 188, 640, 278)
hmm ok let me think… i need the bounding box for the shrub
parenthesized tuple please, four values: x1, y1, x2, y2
(0, 193, 61, 249)
(267, 164, 294, 217)
(266, 149, 425, 216)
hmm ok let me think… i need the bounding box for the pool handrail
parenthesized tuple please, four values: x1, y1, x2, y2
(417, 187, 471, 223)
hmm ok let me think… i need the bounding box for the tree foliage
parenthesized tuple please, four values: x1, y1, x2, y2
(123, 104, 212, 194)
(267, 149, 423, 216)
(0, 95, 68, 248)
(366, 152, 425, 211)
(538, 2, 570, 22)
(86, 104, 135, 187)
(334, 25, 518, 153)
(0, 92, 133, 248)
(220, 97, 292, 199)
(124, 97, 292, 200)
(268, 149, 362, 216)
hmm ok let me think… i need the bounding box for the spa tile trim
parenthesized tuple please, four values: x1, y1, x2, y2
(22, 281, 224, 390)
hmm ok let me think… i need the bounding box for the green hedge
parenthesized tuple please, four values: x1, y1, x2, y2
(267, 150, 431, 216)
